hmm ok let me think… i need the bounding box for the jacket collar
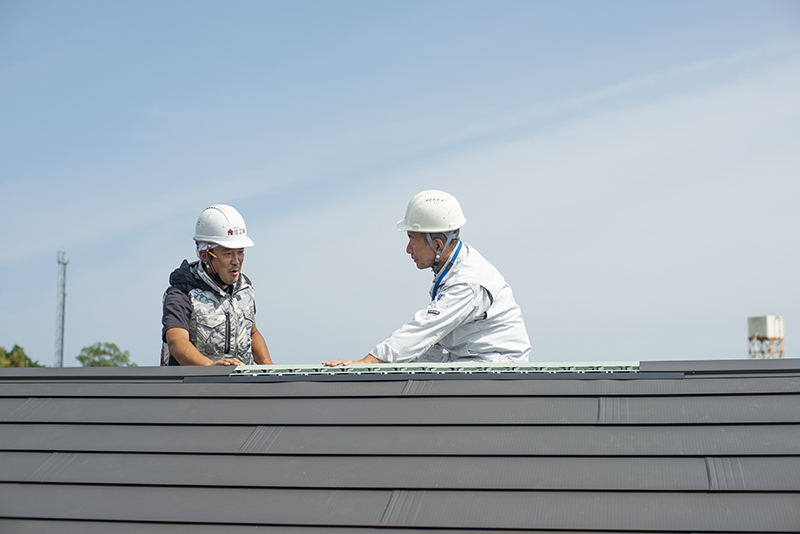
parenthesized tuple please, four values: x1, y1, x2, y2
(193, 261, 249, 296)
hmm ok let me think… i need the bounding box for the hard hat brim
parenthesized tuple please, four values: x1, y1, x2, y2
(397, 219, 418, 231)
(197, 236, 255, 249)
(396, 219, 466, 232)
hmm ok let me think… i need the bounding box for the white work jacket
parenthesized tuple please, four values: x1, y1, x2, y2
(371, 243, 531, 363)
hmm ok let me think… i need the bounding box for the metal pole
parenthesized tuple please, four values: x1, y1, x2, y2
(55, 250, 69, 367)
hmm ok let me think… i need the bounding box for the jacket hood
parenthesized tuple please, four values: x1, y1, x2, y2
(168, 260, 212, 295)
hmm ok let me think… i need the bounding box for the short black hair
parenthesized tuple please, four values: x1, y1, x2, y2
(428, 230, 460, 248)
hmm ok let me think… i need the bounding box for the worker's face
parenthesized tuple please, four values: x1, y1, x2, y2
(406, 232, 441, 270)
(206, 246, 245, 286)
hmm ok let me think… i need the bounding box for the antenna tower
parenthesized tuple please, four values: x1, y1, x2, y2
(55, 250, 69, 367)
(748, 315, 785, 359)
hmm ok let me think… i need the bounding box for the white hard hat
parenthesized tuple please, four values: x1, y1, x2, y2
(396, 190, 467, 232)
(194, 205, 255, 249)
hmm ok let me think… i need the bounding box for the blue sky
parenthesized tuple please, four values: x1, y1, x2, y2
(1, 0, 799, 366)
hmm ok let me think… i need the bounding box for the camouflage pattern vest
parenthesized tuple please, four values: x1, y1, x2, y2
(161, 261, 256, 365)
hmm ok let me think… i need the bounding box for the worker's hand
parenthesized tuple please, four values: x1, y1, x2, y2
(209, 357, 244, 366)
(323, 359, 360, 367)
(323, 354, 384, 367)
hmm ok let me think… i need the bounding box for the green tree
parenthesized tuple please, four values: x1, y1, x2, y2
(76, 342, 137, 367)
(0, 345, 44, 368)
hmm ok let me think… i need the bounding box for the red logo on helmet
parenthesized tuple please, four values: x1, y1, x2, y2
(227, 229, 234, 236)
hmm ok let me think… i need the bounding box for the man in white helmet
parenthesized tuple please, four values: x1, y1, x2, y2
(160, 205, 273, 366)
(324, 190, 530, 366)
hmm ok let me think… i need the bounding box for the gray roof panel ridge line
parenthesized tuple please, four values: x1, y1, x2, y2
(0, 521, 698, 534)
(641, 358, 800, 373)
(4, 376, 800, 397)
(0, 365, 232, 380)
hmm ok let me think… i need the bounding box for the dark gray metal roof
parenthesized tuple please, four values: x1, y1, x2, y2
(1, 359, 799, 533)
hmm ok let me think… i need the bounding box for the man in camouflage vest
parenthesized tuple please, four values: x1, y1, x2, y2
(160, 205, 273, 366)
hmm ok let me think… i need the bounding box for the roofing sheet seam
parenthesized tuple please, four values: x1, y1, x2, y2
(2, 482, 799, 495)
(4, 376, 800, 398)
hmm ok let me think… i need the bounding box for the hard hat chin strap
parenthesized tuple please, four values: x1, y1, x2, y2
(202, 251, 228, 289)
(426, 231, 458, 273)
(196, 241, 230, 289)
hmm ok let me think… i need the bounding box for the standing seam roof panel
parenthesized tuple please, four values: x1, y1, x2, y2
(3, 451, 799, 491)
(2, 484, 799, 531)
(2, 395, 798, 425)
(3, 423, 800, 456)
